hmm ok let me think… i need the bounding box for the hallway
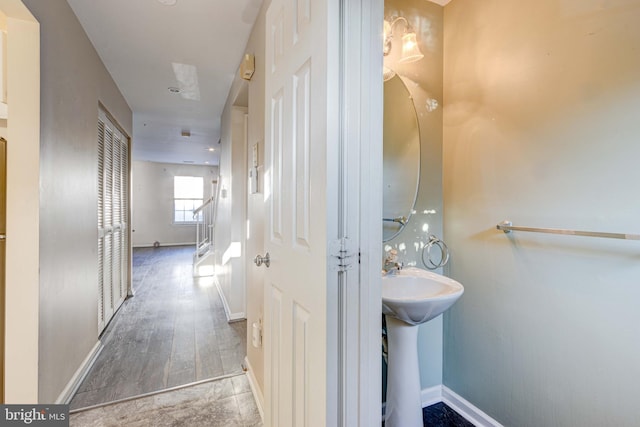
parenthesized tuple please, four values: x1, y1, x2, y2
(71, 246, 246, 409)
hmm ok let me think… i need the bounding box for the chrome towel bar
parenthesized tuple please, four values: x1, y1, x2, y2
(497, 220, 640, 241)
(383, 216, 408, 226)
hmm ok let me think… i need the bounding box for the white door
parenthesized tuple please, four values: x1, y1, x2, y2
(98, 109, 129, 333)
(262, 0, 337, 425)
(261, 1, 384, 426)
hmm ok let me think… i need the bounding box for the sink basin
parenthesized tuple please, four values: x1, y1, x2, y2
(382, 267, 464, 325)
(382, 267, 464, 427)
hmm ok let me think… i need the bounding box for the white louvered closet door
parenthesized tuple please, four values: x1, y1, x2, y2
(98, 109, 129, 333)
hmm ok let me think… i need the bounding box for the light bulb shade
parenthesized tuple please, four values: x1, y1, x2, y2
(399, 32, 424, 63)
(383, 20, 392, 56)
(383, 66, 396, 82)
(383, 19, 391, 38)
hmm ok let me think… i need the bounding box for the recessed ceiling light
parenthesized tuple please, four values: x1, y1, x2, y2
(205, 161, 210, 164)
(168, 86, 180, 93)
(208, 148, 215, 152)
(157, 0, 177, 6)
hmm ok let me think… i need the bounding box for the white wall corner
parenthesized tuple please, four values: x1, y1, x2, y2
(411, 384, 503, 426)
(243, 356, 264, 421)
(214, 276, 246, 321)
(442, 386, 504, 427)
(55, 342, 104, 404)
(421, 384, 443, 408)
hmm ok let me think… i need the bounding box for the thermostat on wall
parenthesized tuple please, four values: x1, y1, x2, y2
(240, 53, 255, 81)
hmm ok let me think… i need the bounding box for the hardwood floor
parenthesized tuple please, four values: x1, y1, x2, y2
(70, 246, 246, 410)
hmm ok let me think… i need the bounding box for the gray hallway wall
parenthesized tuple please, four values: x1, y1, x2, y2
(23, 0, 132, 403)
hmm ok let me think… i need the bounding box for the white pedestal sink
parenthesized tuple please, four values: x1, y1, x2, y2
(382, 267, 464, 427)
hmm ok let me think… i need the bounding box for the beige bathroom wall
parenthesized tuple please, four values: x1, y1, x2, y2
(443, 0, 640, 425)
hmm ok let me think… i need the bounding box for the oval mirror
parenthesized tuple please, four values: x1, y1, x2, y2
(383, 74, 420, 242)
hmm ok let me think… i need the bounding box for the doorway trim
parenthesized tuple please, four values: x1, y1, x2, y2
(331, 0, 383, 425)
(0, 137, 6, 403)
(2, 0, 40, 403)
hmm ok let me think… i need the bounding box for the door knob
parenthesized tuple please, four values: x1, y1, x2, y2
(254, 252, 270, 268)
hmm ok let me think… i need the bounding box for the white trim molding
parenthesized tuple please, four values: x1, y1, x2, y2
(334, 0, 384, 425)
(243, 357, 264, 421)
(214, 276, 245, 321)
(416, 385, 503, 427)
(56, 341, 104, 404)
(442, 386, 504, 427)
(421, 384, 444, 408)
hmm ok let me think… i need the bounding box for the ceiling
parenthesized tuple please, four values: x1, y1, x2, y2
(68, 0, 450, 167)
(67, 0, 263, 166)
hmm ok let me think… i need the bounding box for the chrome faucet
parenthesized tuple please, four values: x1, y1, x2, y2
(383, 249, 403, 275)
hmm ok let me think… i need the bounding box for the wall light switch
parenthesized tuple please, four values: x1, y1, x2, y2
(249, 167, 259, 194)
(252, 142, 259, 168)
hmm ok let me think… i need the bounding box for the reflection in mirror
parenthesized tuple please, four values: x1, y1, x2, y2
(383, 75, 420, 242)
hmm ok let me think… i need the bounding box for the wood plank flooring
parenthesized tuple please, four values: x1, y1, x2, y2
(70, 246, 246, 410)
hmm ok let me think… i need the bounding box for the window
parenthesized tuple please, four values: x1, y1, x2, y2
(174, 176, 204, 223)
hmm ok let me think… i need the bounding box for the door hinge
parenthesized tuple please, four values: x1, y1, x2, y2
(329, 237, 357, 272)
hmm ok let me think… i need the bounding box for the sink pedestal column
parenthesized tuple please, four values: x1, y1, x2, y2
(384, 315, 423, 427)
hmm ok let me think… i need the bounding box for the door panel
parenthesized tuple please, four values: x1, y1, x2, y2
(263, 0, 332, 425)
(270, 90, 283, 243)
(292, 302, 310, 425)
(293, 60, 311, 249)
(103, 233, 114, 323)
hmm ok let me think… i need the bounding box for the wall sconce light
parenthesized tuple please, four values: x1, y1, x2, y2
(383, 16, 424, 81)
(383, 16, 424, 63)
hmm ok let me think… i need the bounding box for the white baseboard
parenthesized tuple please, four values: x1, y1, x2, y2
(56, 341, 104, 404)
(388, 384, 502, 427)
(214, 276, 246, 321)
(381, 385, 443, 419)
(421, 384, 443, 408)
(442, 386, 503, 427)
(243, 357, 264, 421)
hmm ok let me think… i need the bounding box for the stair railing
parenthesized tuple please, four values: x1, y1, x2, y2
(193, 179, 219, 260)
